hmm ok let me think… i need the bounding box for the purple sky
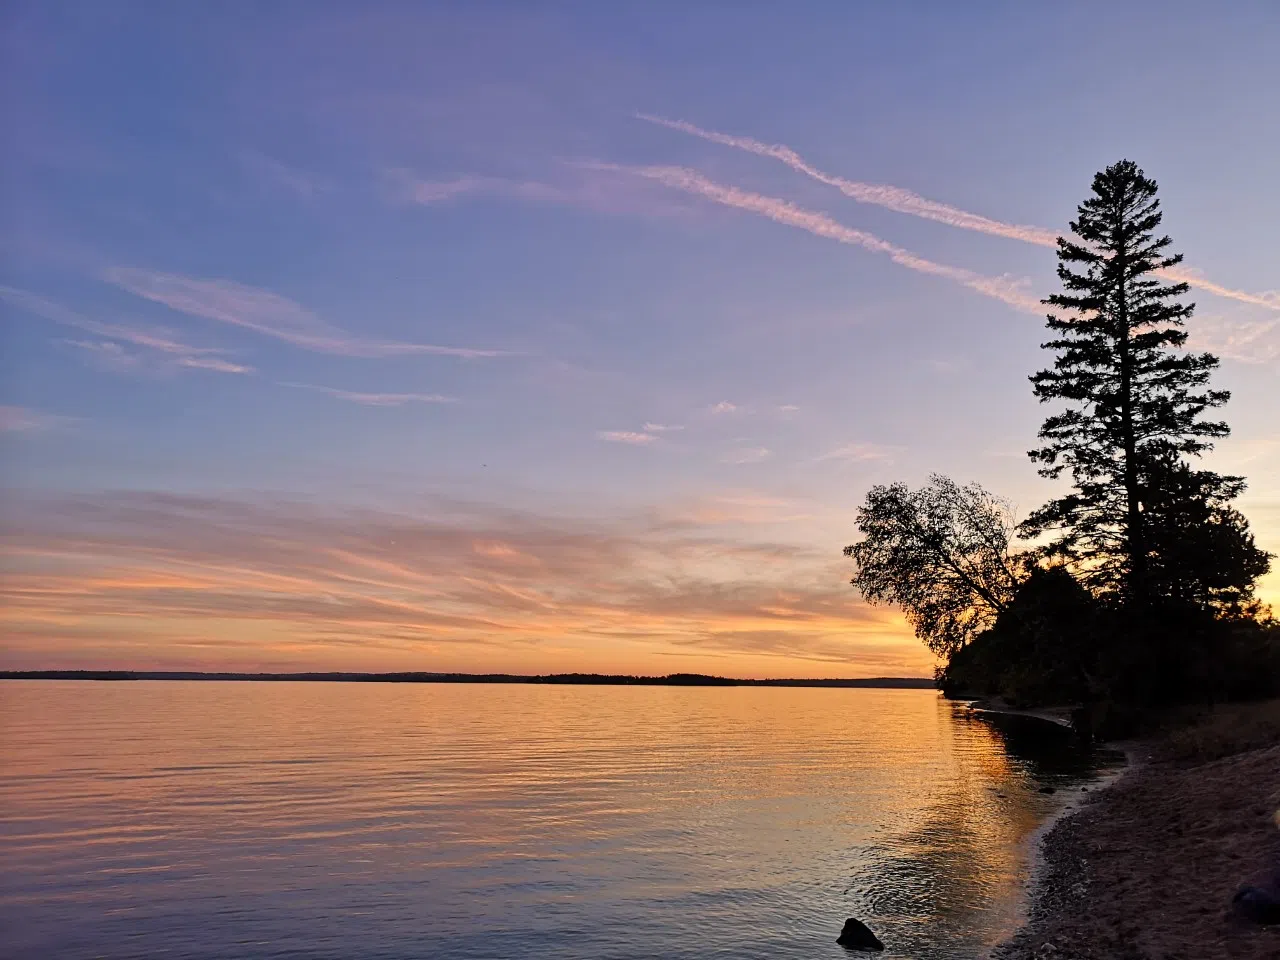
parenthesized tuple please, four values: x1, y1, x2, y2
(2, 2, 1277, 676)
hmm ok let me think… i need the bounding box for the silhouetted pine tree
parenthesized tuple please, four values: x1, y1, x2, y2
(1022, 160, 1233, 603)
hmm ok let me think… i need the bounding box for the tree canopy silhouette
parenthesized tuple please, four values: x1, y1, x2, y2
(845, 159, 1275, 711)
(1138, 449, 1271, 617)
(844, 475, 1026, 658)
(1021, 160, 1234, 603)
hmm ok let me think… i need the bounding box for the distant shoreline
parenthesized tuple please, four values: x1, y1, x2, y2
(0, 670, 936, 688)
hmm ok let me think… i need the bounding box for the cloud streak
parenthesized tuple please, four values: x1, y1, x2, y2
(606, 164, 1042, 314)
(816, 442, 898, 464)
(640, 114, 1280, 313)
(598, 421, 685, 445)
(102, 268, 508, 359)
(599, 430, 660, 445)
(1, 285, 254, 375)
(180, 356, 255, 374)
(388, 164, 697, 219)
(0, 406, 69, 433)
(0, 490, 924, 675)
(1188, 315, 1280, 366)
(724, 446, 772, 465)
(283, 382, 457, 406)
(237, 150, 333, 198)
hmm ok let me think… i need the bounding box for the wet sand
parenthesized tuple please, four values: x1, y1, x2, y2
(993, 741, 1280, 959)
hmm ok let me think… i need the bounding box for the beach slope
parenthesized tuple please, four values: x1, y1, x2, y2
(995, 733, 1280, 959)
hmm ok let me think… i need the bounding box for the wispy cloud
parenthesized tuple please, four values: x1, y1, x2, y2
(816, 442, 898, 464)
(0, 490, 925, 674)
(1189, 315, 1280, 365)
(640, 114, 1057, 241)
(0, 405, 70, 433)
(599, 421, 684, 445)
(101, 268, 508, 359)
(640, 114, 1280, 313)
(283, 382, 457, 406)
(402, 176, 492, 205)
(1162, 266, 1280, 312)
(387, 164, 695, 219)
(179, 356, 255, 374)
(724, 446, 772, 464)
(710, 401, 739, 415)
(598, 430, 660, 445)
(2, 285, 254, 375)
(237, 150, 333, 198)
(661, 492, 812, 527)
(604, 164, 1042, 314)
(62, 339, 143, 372)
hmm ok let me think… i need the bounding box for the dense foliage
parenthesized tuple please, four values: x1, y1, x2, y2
(1138, 449, 1271, 617)
(937, 566, 1100, 706)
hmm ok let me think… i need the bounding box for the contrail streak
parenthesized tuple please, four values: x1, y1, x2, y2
(600, 163, 1043, 314)
(639, 114, 1279, 312)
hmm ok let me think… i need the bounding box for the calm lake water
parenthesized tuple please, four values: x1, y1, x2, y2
(0, 682, 1116, 959)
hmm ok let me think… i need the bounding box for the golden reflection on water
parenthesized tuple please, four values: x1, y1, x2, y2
(0, 682, 1101, 959)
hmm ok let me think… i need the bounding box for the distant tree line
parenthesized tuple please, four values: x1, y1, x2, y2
(846, 161, 1276, 734)
(0, 670, 935, 689)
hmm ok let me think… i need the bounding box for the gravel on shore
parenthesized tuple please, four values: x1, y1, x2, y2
(992, 741, 1280, 960)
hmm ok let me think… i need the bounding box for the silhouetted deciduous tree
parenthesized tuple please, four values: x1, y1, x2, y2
(1022, 160, 1232, 603)
(845, 475, 1026, 657)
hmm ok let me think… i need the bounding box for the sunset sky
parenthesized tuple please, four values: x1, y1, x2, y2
(2, 3, 1277, 678)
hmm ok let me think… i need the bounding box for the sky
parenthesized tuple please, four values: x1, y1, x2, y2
(2, 2, 1277, 678)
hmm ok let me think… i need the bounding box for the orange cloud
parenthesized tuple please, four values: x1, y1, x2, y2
(0, 491, 929, 678)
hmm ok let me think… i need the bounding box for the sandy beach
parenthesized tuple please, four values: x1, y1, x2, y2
(994, 725, 1280, 959)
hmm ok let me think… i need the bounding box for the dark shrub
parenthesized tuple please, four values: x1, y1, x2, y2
(939, 566, 1101, 707)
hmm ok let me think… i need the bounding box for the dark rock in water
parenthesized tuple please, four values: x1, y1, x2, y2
(1233, 886, 1280, 925)
(1038, 786, 1057, 794)
(836, 917, 884, 951)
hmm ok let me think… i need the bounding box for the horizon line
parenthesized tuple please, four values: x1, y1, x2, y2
(0, 669, 937, 688)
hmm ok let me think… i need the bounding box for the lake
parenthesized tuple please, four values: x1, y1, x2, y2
(0, 682, 1115, 959)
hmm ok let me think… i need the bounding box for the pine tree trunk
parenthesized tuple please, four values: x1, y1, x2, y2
(1114, 206, 1145, 605)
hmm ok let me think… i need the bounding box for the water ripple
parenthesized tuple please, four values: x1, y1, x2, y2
(0, 682, 1112, 959)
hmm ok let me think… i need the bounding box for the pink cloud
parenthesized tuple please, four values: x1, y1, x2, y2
(283, 382, 457, 406)
(179, 356, 256, 374)
(724, 446, 771, 464)
(102, 268, 507, 359)
(388, 164, 697, 219)
(598, 430, 659, 445)
(2, 286, 253, 376)
(816, 443, 898, 464)
(0, 405, 69, 433)
(608, 163, 1042, 314)
(641, 114, 1280, 313)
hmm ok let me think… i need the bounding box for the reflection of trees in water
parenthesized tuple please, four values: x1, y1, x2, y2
(842, 702, 1118, 958)
(972, 709, 1124, 783)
